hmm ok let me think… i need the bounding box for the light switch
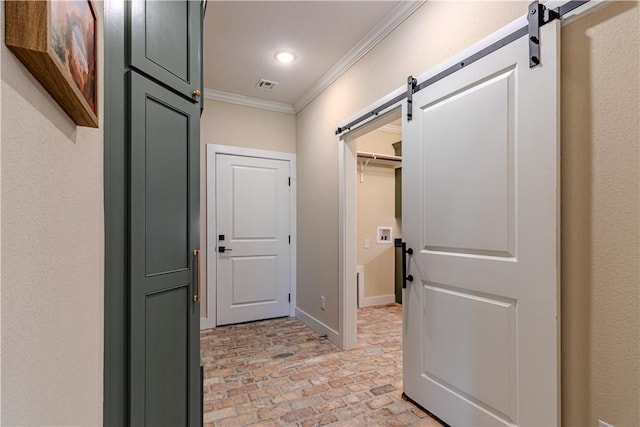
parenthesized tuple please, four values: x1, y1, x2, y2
(364, 239, 370, 249)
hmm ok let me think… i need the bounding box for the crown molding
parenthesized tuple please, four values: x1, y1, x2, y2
(293, 0, 426, 113)
(205, 1, 425, 116)
(203, 89, 295, 115)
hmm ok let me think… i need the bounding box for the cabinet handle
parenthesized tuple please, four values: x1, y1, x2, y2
(192, 89, 201, 98)
(193, 249, 201, 302)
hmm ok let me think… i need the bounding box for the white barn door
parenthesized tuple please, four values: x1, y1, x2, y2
(402, 21, 560, 426)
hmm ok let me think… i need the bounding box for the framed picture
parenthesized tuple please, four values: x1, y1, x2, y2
(5, 0, 98, 128)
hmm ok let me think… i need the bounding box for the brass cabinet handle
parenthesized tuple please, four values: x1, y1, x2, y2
(193, 249, 201, 302)
(192, 89, 201, 98)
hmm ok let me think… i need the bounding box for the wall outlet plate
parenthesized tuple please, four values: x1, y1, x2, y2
(320, 296, 326, 311)
(377, 226, 393, 244)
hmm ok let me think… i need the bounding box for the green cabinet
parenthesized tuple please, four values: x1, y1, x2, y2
(200, 1, 206, 113)
(129, 72, 201, 427)
(393, 142, 402, 218)
(130, 0, 203, 102)
(392, 141, 402, 304)
(105, 1, 205, 424)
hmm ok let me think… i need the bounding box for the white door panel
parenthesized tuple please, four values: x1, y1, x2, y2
(423, 69, 515, 257)
(403, 21, 560, 427)
(231, 166, 278, 239)
(422, 284, 517, 420)
(216, 154, 291, 325)
(230, 256, 277, 304)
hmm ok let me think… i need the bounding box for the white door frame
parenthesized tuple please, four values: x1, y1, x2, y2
(338, 107, 403, 350)
(202, 144, 296, 330)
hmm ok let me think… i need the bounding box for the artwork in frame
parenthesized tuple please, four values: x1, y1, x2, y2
(5, 0, 98, 128)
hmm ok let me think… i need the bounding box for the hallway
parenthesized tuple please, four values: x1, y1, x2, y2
(201, 304, 442, 426)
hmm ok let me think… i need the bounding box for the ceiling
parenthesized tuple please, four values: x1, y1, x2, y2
(204, 1, 420, 112)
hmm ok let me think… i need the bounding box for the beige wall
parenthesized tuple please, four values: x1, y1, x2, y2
(199, 99, 296, 320)
(0, 4, 3, 422)
(296, 1, 639, 425)
(201, 99, 296, 154)
(357, 128, 398, 156)
(357, 129, 401, 300)
(0, 3, 3, 421)
(296, 0, 525, 346)
(561, 3, 639, 425)
(0, 2, 104, 426)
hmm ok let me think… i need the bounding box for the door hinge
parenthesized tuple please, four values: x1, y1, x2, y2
(288, 177, 291, 186)
(288, 293, 291, 302)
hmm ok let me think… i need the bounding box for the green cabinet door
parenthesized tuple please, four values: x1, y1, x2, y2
(393, 142, 402, 218)
(129, 71, 200, 427)
(130, 0, 202, 101)
(200, 0, 206, 113)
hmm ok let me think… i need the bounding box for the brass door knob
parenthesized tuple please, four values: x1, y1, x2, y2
(192, 89, 201, 98)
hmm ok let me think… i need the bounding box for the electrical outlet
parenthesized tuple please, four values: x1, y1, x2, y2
(320, 296, 326, 311)
(598, 420, 614, 427)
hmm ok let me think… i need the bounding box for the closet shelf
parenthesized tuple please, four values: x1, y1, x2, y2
(357, 151, 401, 167)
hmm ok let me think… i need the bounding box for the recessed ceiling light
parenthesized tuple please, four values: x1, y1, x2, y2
(275, 51, 296, 64)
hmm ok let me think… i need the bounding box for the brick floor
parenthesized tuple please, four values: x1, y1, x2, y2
(201, 304, 443, 426)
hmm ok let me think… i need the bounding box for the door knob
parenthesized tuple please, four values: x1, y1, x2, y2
(218, 246, 232, 253)
(192, 89, 201, 98)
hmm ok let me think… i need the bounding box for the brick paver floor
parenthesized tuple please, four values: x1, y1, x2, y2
(201, 303, 443, 426)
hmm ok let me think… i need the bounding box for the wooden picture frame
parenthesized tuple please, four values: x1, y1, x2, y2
(5, 0, 98, 128)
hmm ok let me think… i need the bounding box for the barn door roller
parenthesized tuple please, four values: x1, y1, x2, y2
(406, 76, 417, 121)
(528, 0, 560, 68)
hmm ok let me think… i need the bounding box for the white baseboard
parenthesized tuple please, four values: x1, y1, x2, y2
(357, 265, 365, 308)
(200, 316, 216, 331)
(295, 307, 340, 347)
(361, 294, 396, 308)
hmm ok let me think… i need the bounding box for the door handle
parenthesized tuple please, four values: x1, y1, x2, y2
(395, 240, 413, 288)
(218, 246, 232, 253)
(193, 249, 201, 302)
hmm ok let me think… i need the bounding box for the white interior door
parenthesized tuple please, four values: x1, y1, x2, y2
(216, 154, 291, 325)
(402, 21, 560, 426)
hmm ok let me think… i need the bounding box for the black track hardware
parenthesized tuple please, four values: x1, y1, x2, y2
(335, 0, 590, 136)
(406, 76, 417, 121)
(528, 1, 542, 67)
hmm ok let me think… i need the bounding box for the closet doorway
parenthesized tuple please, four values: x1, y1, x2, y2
(355, 119, 402, 309)
(339, 107, 402, 349)
(343, 108, 403, 347)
